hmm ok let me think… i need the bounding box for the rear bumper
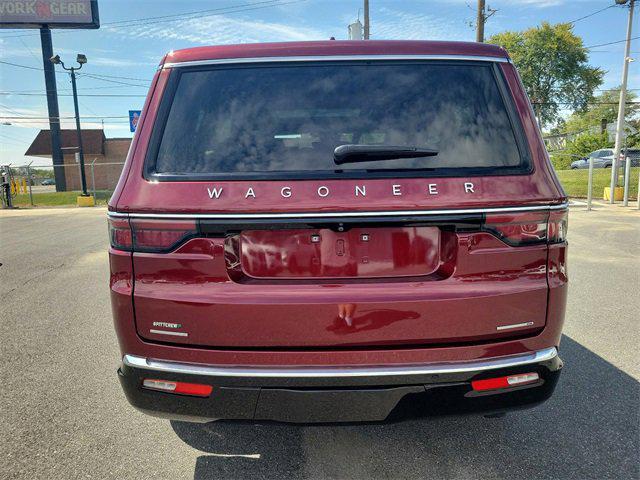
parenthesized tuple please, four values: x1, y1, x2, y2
(118, 347, 562, 423)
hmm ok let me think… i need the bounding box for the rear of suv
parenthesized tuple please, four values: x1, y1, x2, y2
(109, 40, 568, 424)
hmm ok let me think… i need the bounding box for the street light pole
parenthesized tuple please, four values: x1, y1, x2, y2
(69, 67, 87, 196)
(50, 53, 89, 196)
(609, 0, 635, 204)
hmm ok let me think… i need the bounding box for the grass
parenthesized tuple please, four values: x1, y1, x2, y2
(12, 190, 113, 207)
(7, 170, 639, 207)
(555, 167, 638, 200)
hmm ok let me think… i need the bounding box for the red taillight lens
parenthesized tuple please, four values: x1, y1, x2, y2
(142, 379, 213, 397)
(108, 217, 197, 253)
(131, 219, 197, 252)
(471, 372, 540, 391)
(548, 209, 568, 244)
(483, 212, 548, 246)
(108, 217, 133, 251)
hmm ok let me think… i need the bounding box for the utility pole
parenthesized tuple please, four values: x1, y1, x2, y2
(51, 54, 89, 197)
(476, 0, 497, 43)
(609, 0, 635, 203)
(476, 0, 485, 43)
(39, 27, 66, 192)
(364, 0, 370, 39)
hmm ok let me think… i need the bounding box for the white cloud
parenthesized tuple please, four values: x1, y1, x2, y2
(373, 7, 470, 41)
(103, 14, 327, 45)
(88, 57, 156, 68)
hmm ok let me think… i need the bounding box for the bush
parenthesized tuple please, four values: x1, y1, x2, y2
(565, 132, 612, 159)
(550, 132, 612, 171)
(550, 153, 573, 170)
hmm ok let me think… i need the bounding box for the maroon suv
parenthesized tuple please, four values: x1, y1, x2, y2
(109, 40, 567, 423)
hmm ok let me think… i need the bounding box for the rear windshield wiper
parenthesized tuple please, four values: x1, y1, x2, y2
(333, 144, 439, 165)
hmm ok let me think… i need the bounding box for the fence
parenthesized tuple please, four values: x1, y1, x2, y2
(1, 161, 125, 207)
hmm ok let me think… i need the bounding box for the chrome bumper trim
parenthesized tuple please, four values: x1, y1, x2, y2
(108, 203, 568, 220)
(163, 54, 510, 69)
(122, 347, 557, 379)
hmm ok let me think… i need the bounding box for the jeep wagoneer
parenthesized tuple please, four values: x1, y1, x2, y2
(109, 40, 567, 423)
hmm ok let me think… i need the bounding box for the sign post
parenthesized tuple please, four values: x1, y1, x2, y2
(39, 26, 65, 191)
(0, 0, 100, 192)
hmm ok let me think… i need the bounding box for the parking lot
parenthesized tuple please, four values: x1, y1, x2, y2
(0, 204, 638, 480)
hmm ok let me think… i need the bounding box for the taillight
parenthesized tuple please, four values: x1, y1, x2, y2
(482, 209, 568, 246)
(130, 219, 197, 253)
(483, 212, 548, 246)
(548, 209, 568, 243)
(108, 217, 197, 253)
(108, 217, 133, 250)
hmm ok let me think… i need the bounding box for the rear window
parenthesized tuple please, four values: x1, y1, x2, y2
(148, 61, 529, 179)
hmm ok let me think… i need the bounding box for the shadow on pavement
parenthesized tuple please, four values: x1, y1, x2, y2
(171, 335, 639, 480)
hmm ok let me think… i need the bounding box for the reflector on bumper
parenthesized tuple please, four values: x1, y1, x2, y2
(142, 378, 213, 397)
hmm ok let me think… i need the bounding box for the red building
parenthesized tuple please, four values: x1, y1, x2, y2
(25, 129, 130, 191)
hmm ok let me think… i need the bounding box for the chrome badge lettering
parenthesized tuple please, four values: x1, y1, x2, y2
(152, 321, 182, 329)
(206, 182, 477, 199)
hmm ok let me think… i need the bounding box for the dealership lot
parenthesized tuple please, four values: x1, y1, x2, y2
(0, 205, 638, 480)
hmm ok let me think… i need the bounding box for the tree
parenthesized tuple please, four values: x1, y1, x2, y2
(563, 88, 639, 134)
(488, 23, 603, 127)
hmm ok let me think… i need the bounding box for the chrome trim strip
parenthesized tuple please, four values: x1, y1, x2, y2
(163, 54, 510, 69)
(149, 329, 188, 337)
(496, 321, 535, 331)
(107, 203, 568, 220)
(122, 347, 557, 379)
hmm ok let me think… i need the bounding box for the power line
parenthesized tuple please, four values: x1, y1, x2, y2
(75, 72, 150, 82)
(585, 35, 639, 49)
(532, 101, 640, 105)
(566, 5, 615, 25)
(0, 60, 152, 86)
(0, 92, 146, 97)
(0, 115, 130, 120)
(0, 0, 306, 39)
(103, 0, 284, 27)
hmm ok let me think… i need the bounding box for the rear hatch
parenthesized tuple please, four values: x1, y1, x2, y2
(114, 55, 566, 349)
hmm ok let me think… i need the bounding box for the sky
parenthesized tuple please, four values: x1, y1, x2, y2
(0, 0, 638, 166)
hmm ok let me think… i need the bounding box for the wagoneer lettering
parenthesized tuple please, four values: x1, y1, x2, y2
(110, 40, 567, 424)
(204, 182, 477, 200)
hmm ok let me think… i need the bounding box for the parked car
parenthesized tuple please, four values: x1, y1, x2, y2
(571, 148, 640, 169)
(109, 40, 568, 424)
(41, 178, 55, 186)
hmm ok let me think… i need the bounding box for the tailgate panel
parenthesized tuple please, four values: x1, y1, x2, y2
(132, 232, 549, 348)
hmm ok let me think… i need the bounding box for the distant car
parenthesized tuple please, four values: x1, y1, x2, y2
(41, 179, 55, 186)
(570, 148, 640, 169)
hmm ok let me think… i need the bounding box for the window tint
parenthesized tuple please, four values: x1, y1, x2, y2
(153, 62, 525, 177)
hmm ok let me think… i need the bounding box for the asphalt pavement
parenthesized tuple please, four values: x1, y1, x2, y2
(0, 204, 638, 480)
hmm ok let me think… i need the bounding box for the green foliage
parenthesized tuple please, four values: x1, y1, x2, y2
(563, 89, 639, 134)
(549, 132, 611, 170)
(550, 153, 573, 170)
(30, 168, 55, 178)
(565, 132, 612, 158)
(488, 22, 603, 127)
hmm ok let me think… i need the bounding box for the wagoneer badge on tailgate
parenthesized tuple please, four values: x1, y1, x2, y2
(206, 182, 476, 199)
